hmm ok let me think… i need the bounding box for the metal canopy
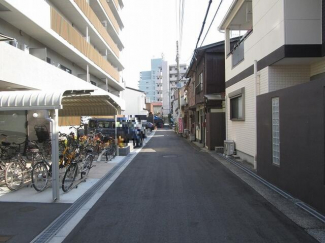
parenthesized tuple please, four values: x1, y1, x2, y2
(0, 89, 124, 115)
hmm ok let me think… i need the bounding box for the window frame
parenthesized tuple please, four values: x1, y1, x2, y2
(229, 88, 245, 121)
(272, 97, 280, 166)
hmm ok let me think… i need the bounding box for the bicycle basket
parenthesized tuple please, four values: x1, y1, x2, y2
(34, 125, 50, 143)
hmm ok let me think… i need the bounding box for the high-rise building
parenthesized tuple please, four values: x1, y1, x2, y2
(0, 0, 124, 96)
(169, 63, 188, 105)
(138, 57, 168, 118)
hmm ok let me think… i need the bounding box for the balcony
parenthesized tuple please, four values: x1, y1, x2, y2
(0, 0, 123, 90)
(169, 69, 177, 74)
(73, 0, 120, 57)
(51, 7, 119, 82)
(98, 0, 120, 33)
(51, 0, 123, 70)
(156, 86, 163, 91)
(108, 0, 124, 30)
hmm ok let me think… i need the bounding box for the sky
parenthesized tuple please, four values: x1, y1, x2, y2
(120, 0, 233, 89)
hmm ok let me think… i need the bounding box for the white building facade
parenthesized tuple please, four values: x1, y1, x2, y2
(0, 0, 124, 95)
(220, 0, 324, 166)
(121, 87, 147, 116)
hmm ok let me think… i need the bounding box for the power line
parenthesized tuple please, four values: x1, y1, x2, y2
(200, 0, 223, 47)
(195, 0, 213, 50)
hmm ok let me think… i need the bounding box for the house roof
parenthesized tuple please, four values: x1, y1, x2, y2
(186, 37, 242, 78)
(218, 0, 240, 30)
(186, 40, 225, 78)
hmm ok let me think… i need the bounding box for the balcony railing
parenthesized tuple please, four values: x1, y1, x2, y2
(99, 0, 120, 33)
(229, 29, 253, 67)
(51, 7, 119, 81)
(74, 0, 120, 57)
(113, 0, 120, 9)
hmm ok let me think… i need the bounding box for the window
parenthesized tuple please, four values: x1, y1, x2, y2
(272, 97, 280, 165)
(229, 88, 245, 120)
(196, 72, 203, 94)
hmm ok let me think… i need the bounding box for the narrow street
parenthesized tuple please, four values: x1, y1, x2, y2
(63, 129, 316, 243)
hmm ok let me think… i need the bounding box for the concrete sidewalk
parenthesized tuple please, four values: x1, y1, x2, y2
(0, 130, 156, 243)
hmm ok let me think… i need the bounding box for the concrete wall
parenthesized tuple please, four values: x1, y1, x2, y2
(257, 76, 325, 214)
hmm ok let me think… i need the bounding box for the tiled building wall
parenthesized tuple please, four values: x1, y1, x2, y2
(268, 65, 310, 92)
(226, 74, 256, 163)
(259, 67, 269, 95)
(310, 58, 325, 77)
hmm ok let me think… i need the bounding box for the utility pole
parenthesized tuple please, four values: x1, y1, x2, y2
(176, 41, 181, 120)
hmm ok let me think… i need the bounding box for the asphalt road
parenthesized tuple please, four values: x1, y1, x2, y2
(0, 202, 70, 243)
(64, 129, 317, 243)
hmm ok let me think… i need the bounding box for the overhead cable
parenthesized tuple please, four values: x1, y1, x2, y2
(200, 0, 223, 47)
(195, 0, 213, 50)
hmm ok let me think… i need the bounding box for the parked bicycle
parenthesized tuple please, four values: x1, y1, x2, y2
(62, 148, 95, 192)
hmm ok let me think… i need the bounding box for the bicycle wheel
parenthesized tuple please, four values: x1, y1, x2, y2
(43, 141, 52, 160)
(62, 163, 78, 192)
(32, 161, 49, 192)
(5, 161, 24, 191)
(82, 154, 94, 178)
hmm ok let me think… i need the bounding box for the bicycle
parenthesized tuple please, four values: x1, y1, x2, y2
(104, 137, 117, 161)
(62, 148, 95, 192)
(4, 138, 42, 191)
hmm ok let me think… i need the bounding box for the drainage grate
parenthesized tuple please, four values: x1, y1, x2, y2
(216, 153, 325, 224)
(216, 153, 294, 199)
(31, 153, 134, 243)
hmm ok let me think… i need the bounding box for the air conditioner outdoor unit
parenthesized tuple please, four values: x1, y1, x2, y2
(224, 140, 235, 156)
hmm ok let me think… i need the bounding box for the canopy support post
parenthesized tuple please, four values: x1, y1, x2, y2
(48, 109, 60, 201)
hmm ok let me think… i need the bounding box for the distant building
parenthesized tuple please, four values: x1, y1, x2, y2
(121, 87, 147, 116)
(138, 58, 169, 119)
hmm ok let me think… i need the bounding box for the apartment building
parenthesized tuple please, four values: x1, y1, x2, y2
(0, 0, 125, 201)
(220, 0, 325, 214)
(0, 0, 124, 95)
(138, 58, 169, 118)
